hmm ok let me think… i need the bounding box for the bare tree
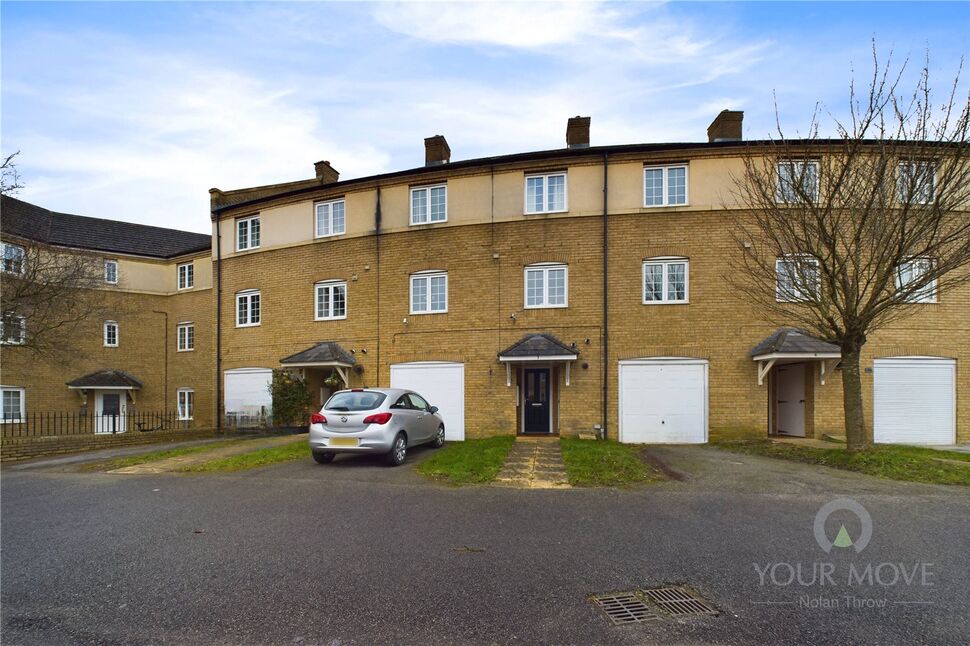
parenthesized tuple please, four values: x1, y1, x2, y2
(1, 151, 24, 196)
(729, 48, 970, 451)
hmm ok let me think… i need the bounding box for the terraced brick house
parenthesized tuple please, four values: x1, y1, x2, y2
(209, 112, 968, 445)
(1, 196, 214, 433)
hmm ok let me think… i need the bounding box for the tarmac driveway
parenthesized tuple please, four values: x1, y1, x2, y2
(2, 445, 968, 645)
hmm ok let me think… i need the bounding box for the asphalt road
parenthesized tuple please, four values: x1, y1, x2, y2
(2, 445, 968, 645)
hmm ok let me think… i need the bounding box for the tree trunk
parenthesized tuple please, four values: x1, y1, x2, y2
(841, 345, 871, 452)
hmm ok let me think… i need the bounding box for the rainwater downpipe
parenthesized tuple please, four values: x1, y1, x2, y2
(601, 151, 609, 440)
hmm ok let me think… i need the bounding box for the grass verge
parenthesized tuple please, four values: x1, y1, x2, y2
(560, 439, 666, 487)
(80, 440, 247, 472)
(415, 436, 515, 485)
(715, 440, 970, 486)
(179, 439, 307, 473)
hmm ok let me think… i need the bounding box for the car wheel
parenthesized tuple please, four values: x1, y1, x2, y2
(432, 425, 445, 448)
(386, 433, 407, 466)
(312, 451, 335, 464)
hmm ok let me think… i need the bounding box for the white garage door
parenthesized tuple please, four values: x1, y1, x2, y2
(874, 357, 956, 445)
(390, 362, 465, 441)
(224, 368, 273, 414)
(619, 359, 708, 444)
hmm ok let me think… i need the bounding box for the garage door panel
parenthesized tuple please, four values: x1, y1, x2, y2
(620, 360, 708, 444)
(390, 362, 465, 441)
(874, 358, 955, 445)
(224, 368, 273, 414)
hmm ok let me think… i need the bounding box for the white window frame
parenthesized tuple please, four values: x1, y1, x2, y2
(776, 160, 820, 204)
(177, 262, 194, 290)
(775, 256, 820, 303)
(643, 165, 689, 207)
(236, 215, 260, 251)
(315, 199, 347, 238)
(314, 280, 348, 321)
(409, 271, 448, 314)
(524, 172, 568, 215)
(1, 386, 25, 423)
(895, 258, 937, 304)
(523, 263, 569, 309)
(177, 322, 195, 351)
(1, 242, 25, 275)
(104, 259, 118, 284)
(409, 185, 448, 225)
(897, 161, 936, 205)
(177, 388, 194, 421)
(642, 257, 689, 304)
(103, 320, 119, 347)
(236, 290, 261, 327)
(1, 313, 26, 345)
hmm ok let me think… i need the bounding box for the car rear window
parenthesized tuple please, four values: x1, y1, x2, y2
(325, 391, 387, 412)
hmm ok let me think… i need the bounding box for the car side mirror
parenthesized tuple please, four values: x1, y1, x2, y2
(429, 406, 439, 414)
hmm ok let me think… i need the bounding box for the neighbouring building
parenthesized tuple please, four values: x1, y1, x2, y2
(207, 112, 968, 445)
(1, 195, 214, 433)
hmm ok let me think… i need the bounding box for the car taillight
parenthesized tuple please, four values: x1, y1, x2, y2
(362, 412, 392, 425)
(310, 413, 326, 424)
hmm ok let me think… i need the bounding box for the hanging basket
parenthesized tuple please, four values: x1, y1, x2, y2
(323, 370, 342, 388)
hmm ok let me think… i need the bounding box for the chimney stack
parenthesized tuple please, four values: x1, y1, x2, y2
(566, 116, 591, 148)
(424, 135, 451, 166)
(707, 110, 743, 143)
(314, 160, 340, 184)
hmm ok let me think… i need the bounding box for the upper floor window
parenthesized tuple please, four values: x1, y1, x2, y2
(776, 160, 819, 204)
(898, 161, 935, 204)
(776, 256, 820, 302)
(896, 258, 937, 303)
(315, 280, 347, 320)
(2, 243, 25, 275)
(524, 263, 568, 308)
(410, 271, 447, 314)
(1, 387, 25, 423)
(643, 258, 688, 304)
(525, 173, 567, 214)
(1, 313, 26, 345)
(177, 322, 195, 351)
(103, 320, 119, 347)
(177, 388, 194, 421)
(104, 259, 118, 284)
(236, 290, 261, 327)
(644, 165, 688, 207)
(410, 185, 447, 225)
(236, 215, 260, 251)
(315, 199, 346, 238)
(177, 262, 194, 290)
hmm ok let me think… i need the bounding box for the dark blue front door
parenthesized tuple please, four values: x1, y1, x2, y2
(523, 368, 551, 434)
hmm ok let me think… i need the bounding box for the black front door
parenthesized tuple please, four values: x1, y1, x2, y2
(523, 368, 551, 434)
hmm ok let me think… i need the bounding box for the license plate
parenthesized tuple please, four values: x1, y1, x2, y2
(329, 437, 358, 447)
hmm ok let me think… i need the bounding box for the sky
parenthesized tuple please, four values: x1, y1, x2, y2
(2, 1, 968, 233)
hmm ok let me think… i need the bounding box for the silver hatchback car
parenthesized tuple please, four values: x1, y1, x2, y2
(308, 388, 446, 466)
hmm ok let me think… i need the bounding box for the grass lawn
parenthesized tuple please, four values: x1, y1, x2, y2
(415, 436, 515, 485)
(716, 440, 970, 486)
(80, 440, 248, 472)
(560, 438, 666, 487)
(179, 439, 308, 473)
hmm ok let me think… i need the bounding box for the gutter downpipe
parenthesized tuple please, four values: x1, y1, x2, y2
(215, 217, 223, 433)
(375, 186, 381, 386)
(602, 152, 609, 441)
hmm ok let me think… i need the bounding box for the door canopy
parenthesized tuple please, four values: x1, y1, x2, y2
(498, 333, 578, 386)
(750, 327, 841, 386)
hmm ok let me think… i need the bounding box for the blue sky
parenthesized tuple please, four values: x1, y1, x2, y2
(2, 1, 968, 233)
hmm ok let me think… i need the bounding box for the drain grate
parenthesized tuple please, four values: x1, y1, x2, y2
(591, 592, 661, 625)
(642, 586, 718, 617)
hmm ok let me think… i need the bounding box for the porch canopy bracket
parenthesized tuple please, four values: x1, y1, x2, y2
(750, 327, 841, 387)
(497, 333, 578, 387)
(279, 341, 357, 387)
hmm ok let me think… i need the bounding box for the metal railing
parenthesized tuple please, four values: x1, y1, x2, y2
(1, 411, 197, 438)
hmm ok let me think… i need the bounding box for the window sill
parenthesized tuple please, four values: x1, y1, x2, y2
(236, 323, 261, 328)
(314, 316, 348, 322)
(104, 345, 119, 348)
(177, 286, 194, 291)
(643, 203, 688, 209)
(642, 300, 689, 305)
(235, 246, 261, 253)
(177, 348, 195, 352)
(409, 310, 448, 316)
(314, 232, 346, 240)
(409, 219, 448, 227)
(524, 209, 568, 216)
(524, 304, 569, 309)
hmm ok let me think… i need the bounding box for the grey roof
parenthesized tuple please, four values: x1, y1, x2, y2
(750, 328, 840, 358)
(280, 341, 357, 366)
(66, 369, 144, 389)
(1, 195, 211, 259)
(498, 333, 578, 359)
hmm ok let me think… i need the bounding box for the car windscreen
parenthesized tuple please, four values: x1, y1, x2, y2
(325, 391, 387, 412)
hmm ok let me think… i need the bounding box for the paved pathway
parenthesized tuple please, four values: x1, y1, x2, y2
(107, 434, 305, 474)
(493, 436, 570, 489)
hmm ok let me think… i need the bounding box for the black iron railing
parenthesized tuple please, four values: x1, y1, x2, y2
(1, 411, 197, 438)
